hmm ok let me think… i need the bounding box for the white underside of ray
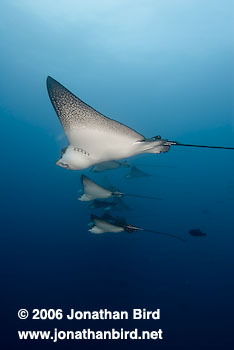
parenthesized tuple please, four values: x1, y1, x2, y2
(65, 128, 169, 170)
(78, 176, 113, 201)
(89, 226, 105, 234)
(89, 218, 124, 234)
(67, 128, 166, 158)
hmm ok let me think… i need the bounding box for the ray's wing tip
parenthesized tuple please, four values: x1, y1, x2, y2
(46, 75, 53, 85)
(46, 76, 54, 96)
(46, 76, 58, 91)
(46, 76, 66, 96)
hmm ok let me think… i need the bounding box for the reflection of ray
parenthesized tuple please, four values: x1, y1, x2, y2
(91, 160, 130, 172)
(89, 200, 113, 210)
(88, 197, 130, 211)
(125, 165, 150, 179)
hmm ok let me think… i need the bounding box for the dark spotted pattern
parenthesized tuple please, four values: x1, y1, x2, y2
(47, 76, 144, 141)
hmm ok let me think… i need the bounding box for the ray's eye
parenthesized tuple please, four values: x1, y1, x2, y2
(61, 147, 68, 155)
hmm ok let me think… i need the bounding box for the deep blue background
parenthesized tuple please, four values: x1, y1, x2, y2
(1, 1, 233, 349)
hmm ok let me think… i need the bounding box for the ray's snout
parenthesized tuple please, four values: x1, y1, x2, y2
(56, 158, 70, 169)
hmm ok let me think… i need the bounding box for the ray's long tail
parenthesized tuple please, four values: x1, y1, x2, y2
(166, 140, 234, 150)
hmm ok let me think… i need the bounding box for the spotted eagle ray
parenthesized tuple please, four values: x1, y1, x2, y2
(46, 76, 234, 170)
(78, 175, 161, 201)
(91, 160, 130, 172)
(88, 213, 127, 228)
(89, 215, 185, 242)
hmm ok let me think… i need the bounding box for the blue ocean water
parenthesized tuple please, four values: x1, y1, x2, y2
(1, 1, 233, 349)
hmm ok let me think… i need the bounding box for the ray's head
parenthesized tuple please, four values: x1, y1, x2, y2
(56, 145, 93, 170)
